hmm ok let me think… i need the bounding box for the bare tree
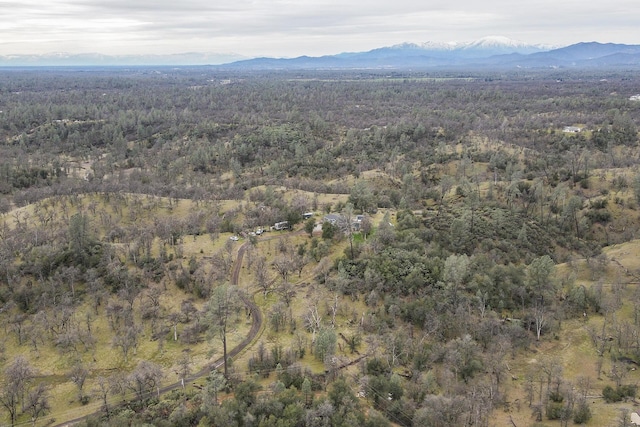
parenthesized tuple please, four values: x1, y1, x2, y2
(112, 324, 141, 362)
(414, 394, 465, 427)
(167, 312, 181, 342)
(293, 330, 308, 358)
(9, 313, 28, 346)
(89, 377, 109, 417)
(539, 356, 563, 398)
(610, 360, 629, 388)
(277, 280, 296, 307)
(619, 408, 632, 427)
(269, 301, 289, 333)
(128, 360, 164, 400)
(313, 257, 332, 283)
(210, 247, 234, 283)
(304, 301, 323, 346)
(85, 268, 107, 314)
(25, 321, 45, 357)
(533, 300, 548, 342)
(0, 356, 35, 426)
(69, 360, 90, 403)
(293, 251, 308, 278)
(24, 383, 50, 427)
(180, 299, 199, 323)
(255, 255, 271, 296)
(177, 351, 192, 389)
(272, 254, 294, 283)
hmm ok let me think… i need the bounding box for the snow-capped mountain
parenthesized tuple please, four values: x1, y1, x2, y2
(387, 37, 553, 54)
(463, 36, 552, 50)
(460, 36, 555, 57)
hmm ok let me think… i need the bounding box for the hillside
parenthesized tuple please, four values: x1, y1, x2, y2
(1, 68, 640, 426)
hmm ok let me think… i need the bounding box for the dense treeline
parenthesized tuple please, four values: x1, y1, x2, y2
(1, 70, 639, 200)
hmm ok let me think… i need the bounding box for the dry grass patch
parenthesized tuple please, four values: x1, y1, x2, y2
(604, 239, 640, 273)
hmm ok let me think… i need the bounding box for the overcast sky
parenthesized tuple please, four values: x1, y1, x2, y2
(1, 0, 639, 58)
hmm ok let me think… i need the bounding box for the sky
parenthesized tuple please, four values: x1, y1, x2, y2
(1, 0, 640, 59)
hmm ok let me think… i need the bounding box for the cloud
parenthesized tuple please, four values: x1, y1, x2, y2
(1, 0, 640, 56)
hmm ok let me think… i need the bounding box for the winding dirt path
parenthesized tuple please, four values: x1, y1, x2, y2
(54, 239, 262, 426)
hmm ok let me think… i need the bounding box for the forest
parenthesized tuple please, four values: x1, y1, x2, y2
(1, 66, 640, 426)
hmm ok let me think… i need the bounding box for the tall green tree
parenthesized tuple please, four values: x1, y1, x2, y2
(526, 255, 556, 299)
(342, 203, 356, 259)
(207, 284, 242, 378)
(315, 328, 337, 362)
(68, 212, 93, 266)
(633, 173, 640, 206)
(443, 254, 471, 310)
(526, 255, 557, 341)
(304, 217, 316, 237)
(349, 180, 375, 213)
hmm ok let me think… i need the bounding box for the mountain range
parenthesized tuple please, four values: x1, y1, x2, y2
(219, 37, 640, 70)
(2, 36, 640, 69)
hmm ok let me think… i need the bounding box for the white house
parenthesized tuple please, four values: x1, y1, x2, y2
(563, 126, 582, 133)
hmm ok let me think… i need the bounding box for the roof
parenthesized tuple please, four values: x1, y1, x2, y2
(563, 126, 582, 133)
(323, 213, 343, 223)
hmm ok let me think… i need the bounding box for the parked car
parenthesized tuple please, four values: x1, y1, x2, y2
(229, 235, 239, 241)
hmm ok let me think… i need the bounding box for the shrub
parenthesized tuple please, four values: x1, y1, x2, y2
(585, 209, 611, 224)
(603, 384, 637, 403)
(590, 198, 608, 209)
(619, 384, 637, 399)
(546, 400, 564, 420)
(603, 385, 622, 402)
(573, 400, 592, 424)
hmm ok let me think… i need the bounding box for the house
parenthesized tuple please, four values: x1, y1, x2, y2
(323, 214, 343, 226)
(563, 126, 582, 133)
(353, 214, 365, 231)
(631, 412, 640, 426)
(273, 221, 290, 231)
(323, 213, 365, 231)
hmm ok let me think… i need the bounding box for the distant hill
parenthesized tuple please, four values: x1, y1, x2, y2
(218, 39, 640, 70)
(502, 42, 640, 68)
(0, 52, 247, 67)
(2, 38, 640, 69)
